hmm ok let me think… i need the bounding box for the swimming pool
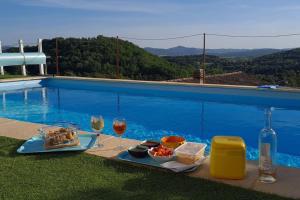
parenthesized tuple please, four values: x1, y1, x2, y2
(1, 78, 300, 168)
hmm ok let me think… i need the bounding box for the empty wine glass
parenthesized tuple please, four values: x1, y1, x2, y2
(113, 117, 127, 150)
(91, 115, 104, 148)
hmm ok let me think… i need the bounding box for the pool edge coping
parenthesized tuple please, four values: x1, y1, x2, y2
(0, 76, 47, 83)
(2, 76, 300, 94)
(51, 76, 300, 94)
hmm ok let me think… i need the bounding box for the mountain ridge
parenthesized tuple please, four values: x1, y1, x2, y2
(144, 46, 287, 57)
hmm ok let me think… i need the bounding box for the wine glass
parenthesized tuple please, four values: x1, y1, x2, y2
(91, 115, 105, 148)
(113, 117, 127, 150)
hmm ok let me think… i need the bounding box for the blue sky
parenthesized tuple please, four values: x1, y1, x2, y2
(1, 0, 300, 48)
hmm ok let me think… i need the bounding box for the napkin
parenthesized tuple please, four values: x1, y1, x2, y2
(161, 157, 206, 172)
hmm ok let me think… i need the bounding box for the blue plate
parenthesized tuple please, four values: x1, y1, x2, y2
(17, 134, 97, 154)
(117, 151, 170, 168)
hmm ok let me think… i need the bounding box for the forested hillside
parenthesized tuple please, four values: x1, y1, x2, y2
(165, 54, 240, 75)
(4, 35, 300, 86)
(4, 36, 194, 81)
(247, 48, 300, 86)
(165, 48, 300, 87)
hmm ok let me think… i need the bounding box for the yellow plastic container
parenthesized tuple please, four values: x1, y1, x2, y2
(210, 136, 246, 180)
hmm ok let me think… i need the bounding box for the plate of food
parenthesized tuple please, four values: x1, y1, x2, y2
(43, 127, 80, 149)
(148, 145, 175, 162)
(161, 136, 185, 149)
(17, 124, 97, 154)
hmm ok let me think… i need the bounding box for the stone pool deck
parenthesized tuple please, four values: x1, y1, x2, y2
(0, 76, 47, 83)
(0, 117, 299, 199)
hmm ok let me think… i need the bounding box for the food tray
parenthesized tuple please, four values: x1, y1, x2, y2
(117, 151, 206, 172)
(17, 134, 97, 154)
(118, 151, 167, 168)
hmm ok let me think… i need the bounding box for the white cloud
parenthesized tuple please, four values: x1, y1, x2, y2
(17, 0, 185, 14)
(275, 5, 300, 11)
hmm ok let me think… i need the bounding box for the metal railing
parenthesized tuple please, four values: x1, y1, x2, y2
(0, 39, 46, 76)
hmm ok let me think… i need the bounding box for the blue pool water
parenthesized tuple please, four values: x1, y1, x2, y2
(1, 78, 300, 168)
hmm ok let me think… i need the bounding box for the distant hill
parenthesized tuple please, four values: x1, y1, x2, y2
(165, 48, 300, 86)
(164, 54, 238, 75)
(144, 46, 285, 58)
(246, 48, 300, 86)
(145, 46, 200, 57)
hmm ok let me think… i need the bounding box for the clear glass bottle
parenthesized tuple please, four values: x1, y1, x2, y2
(258, 108, 277, 183)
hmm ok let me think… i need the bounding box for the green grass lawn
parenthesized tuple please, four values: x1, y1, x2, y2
(0, 136, 292, 200)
